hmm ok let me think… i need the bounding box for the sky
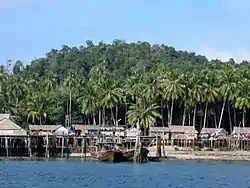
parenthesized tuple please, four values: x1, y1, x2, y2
(1, 0, 250, 65)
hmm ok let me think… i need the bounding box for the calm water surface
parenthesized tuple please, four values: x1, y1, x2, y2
(0, 160, 249, 188)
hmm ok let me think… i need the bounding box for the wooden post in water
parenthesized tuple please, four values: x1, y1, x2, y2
(162, 133, 165, 158)
(156, 136, 161, 158)
(28, 136, 32, 158)
(133, 121, 141, 163)
(61, 137, 64, 158)
(156, 136, 158, 156)
(81, 137, 84, 158)
(45, 135, 49, 158)
(5, 137, 8, 158)
(84, 137, 87, 160)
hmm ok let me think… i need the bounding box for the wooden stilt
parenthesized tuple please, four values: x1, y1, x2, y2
(162, 134, 165, 158)
(5, 137, 8, 158)
(156, 136, 158, 156)
(28, 136, 32, 158)
(45, 135, 49, 158)
(81, 137, 84, 158)
(156, 136, 161, 158)
(66, 137, 69, 158)
(61, 137, 64, 158)
(133, 121, 141, 163)
(84, 137, 87, 160)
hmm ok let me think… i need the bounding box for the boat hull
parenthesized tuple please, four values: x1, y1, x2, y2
(122, 148, 149, 162)
(92, 150, 125, 162)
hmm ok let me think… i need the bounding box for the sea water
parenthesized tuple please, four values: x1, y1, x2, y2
(0, 160, 249, 188)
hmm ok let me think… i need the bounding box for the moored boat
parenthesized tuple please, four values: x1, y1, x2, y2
(122, 149, 134, 161)
(90, 146, 125, 162)
(96, 150, 124, 162)
(122, 148, 149, 162)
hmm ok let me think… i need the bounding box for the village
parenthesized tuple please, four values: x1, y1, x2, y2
(1, 113, 250, 162)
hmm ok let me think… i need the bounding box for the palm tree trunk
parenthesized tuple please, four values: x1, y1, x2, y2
(227, 101, 232, 133)
(102, 108, 105, 126)
(214, 111, 218, 128)
(188, 110, 191, 126)
(87, 115, 90, 125)
(203, 101, 208, 128)
(115, 104, 118, 126)
(192, 103, 196, 127)
(182, 106, 186, 126)
(218, 101, 226, 128)
(110, 108, 116, 126)
(39, 116, 42, 125)
(93, 114, 96, 125)
(125, 103, 127, 125)
(144, 124, 147, 136)
(161, 99, 164, 127)
(170, 100, 174, 126)
(167, 103, 170, 126)
(233, 108, 237, 127)
(98, 110, 101, 126)
(69, 89, 72, 126)
(243, 110, 246, 127)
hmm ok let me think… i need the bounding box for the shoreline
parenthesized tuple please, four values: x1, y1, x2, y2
(148, 146, 250, 161)
(165, 151, 250, 161)
(1, 151, 250, 162)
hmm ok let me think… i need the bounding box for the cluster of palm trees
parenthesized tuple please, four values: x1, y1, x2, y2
(1, 60, 250, 134)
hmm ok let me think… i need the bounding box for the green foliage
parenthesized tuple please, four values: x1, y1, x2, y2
(0, 40, 249, 131)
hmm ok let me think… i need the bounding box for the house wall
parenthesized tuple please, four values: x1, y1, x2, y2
(149, 131, 170, 140)
(54, 127, 68, 135)
(172, 133, 197, 140)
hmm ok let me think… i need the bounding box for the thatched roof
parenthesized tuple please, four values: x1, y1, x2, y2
(150, 127, 169, 132)
(169, 125, 198, 134)
(29, 125, 62, 131)
(0, 118, 27, 136)
(0, 114, 10, 121)
(200, 128, 227, 135)
(232, 127, 250, 135)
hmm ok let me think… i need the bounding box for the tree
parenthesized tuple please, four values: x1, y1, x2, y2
(160, 70, 184, 126)
(218, 66, 237, 131)
(2, 40, 250, 133)
(235, 78, 250, 127)
(127, 102, 161, 135)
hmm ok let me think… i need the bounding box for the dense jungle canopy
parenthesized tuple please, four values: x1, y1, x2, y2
(1, 40, 250, 133)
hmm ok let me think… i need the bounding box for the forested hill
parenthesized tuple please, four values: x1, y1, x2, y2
(1, 40, 250, 133)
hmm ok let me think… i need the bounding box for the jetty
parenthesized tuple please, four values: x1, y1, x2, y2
(2, 115, 250, 162)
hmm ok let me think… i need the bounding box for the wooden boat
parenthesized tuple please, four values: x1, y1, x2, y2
(122, 148, 149, 162)
(90, 146, 125, 162)
(96, 150, 124, 162)
(122, 149, 134, 161)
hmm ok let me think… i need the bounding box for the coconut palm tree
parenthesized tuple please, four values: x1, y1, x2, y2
(188, 71, 203, 127)
(98, 77, 123, 126)
(235, 78, 250, 127)
(218, 66, 237, 131)
(202, 70, 218, 128)
(160, 70, 184, 125)
(127, 102, 161, 135)
(78, 82, 99, 125)
(64, 71, 76, 126)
